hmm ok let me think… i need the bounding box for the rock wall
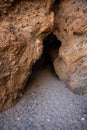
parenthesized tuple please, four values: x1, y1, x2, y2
(0, 0, 54, 111)
(53, 0, 87, 95)
(0, 0, 87, 111)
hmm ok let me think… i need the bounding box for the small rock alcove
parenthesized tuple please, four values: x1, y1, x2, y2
(32, 33, 61, 71)
(43, 33, 61, 65)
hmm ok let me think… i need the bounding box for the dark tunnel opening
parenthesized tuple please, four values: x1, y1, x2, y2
(43, 32, 61, 65)
(25, 33, 62, 91)
(32, 33, 61, 72)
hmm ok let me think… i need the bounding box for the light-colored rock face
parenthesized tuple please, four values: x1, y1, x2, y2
(53, 0, 87, 94)
(0, 0, 54, 111)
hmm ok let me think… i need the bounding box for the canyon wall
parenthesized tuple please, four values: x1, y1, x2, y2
(0, 0, 87, 111)
(53, 0, 87, 95)
(0, 0, 54, 111)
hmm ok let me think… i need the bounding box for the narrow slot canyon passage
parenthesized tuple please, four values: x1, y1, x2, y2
(43, 33, 61, 65)
(32, 33, 61, 73)
(0, 33, 87, 130)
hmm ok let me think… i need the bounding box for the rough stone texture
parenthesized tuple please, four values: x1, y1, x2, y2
(0, 0, 54, 111)
(0, 0, 14, 16)
(53, 0, 87, 95)
(0, 66, 87, 130)
(0, 0, 87, 111)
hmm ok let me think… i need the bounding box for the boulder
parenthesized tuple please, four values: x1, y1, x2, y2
(53, 0, 87, 95)
(0, 0, 54, 111)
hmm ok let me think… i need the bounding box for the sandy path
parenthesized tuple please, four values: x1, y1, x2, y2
(0, 65, 87, 130)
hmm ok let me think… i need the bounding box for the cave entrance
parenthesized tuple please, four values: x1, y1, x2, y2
(43, 32, 61, 65)
(33, 33, 61, 71)
(25, 33, 62, 92)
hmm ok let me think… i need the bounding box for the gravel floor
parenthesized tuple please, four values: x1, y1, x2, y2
(0, 65, 87, 130)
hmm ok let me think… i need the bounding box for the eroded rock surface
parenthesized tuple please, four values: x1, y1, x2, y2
(0, 0, 87, 111)
(53, 0, 87, 95)
(0, 0, 54, 111)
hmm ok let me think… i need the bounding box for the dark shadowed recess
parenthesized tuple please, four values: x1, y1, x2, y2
(32, 32, 61, 73)
(24, 32, 61, 91)
(25, 33, 62, 90)
(43, 32, 61, 65)
(52, 0, 61, 10)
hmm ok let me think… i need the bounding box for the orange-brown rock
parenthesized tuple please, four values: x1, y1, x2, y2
(53, 0, 87, 95)
(0, 0, 54, 111)
(0, 0, 87, 111)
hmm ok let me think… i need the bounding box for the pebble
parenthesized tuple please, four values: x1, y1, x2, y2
(47, 118, 50, 122)
(42, 115, 45, 118)
(16, 117, 20, 121)
(81, 117, 85, 121)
